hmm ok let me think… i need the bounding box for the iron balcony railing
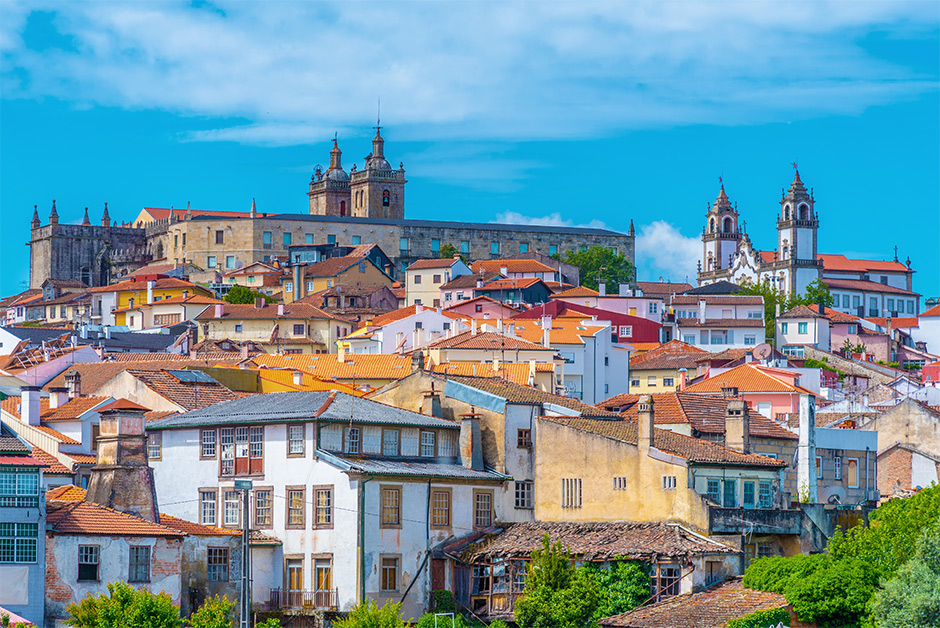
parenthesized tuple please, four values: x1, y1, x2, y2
(262, 588, 338, 611)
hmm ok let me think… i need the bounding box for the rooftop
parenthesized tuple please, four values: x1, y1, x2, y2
(683, 363, 816, 395)
(425, 330, 555, 352)
(46, 500, 185, 538)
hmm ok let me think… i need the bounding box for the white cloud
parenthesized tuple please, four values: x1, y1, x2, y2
(1, 1, 935, 146)
(635, 221, 701, 283)
(492, 212, 608, 230)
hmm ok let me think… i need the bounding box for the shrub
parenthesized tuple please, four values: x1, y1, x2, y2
(783, 558, 879, 627)
(871, 528, 940, 628)
(66, 581, 183, 628)
(333, 599, 408, 628)
(726, 608, 790, 628)
(187, 596, 233, 628)
(742, 553, 828, 594)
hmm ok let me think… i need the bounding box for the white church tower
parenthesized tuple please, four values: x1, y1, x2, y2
(776, 169, 821, 293)
(701, 183, 742, 274)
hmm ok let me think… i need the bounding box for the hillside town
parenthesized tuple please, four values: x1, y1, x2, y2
(1, 145, 938, 628)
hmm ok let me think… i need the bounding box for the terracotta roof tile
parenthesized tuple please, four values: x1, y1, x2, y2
(87, 277, 208, 294)
(301, 255, 374, 278)
(0, 455, 47, 467)
(251, 353, 415, 381)
(27, 447, 72, 474)
(635, 281, 694, 296)
(818, 254, 913, 274)
(866, 317, 919, 328)
(98, 398, 151, 412)
(46, 500, 185, 537)
(446, 375, 618, 417)
(476, 277, 543, 291)
(671, 295, 764, 306)
(550, 286, 599, 298)
(364, 304, 464, 329)
(426, 330, 555, 351)
(196, 302, 345, 322)
(470, 259, 556, 274)
(46, 485, 87, 500)
(158, 513, 241, 537)
(41, 396, 112, 421)
(126, 369, 238, 411)
(430, 362, 551, 386)
(779, 304, 827, 319)
(43, 360, 240, 394)
(62, 452, 97, 464)
(822, 277, 919, 296)
(33, 425, 81, 445)
(542, 415, 786, 466)
(684, 363, 816, 395)
(440, 272, 503, 290)
(921, 304, 940, 317)
(509, 318, 608, 346)
(631, 340, 708, 367)
(599, 578, 786, 627)
(407, 258, 463, 270)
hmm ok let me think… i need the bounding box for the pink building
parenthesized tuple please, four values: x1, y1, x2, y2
(444, 295, 522, 320)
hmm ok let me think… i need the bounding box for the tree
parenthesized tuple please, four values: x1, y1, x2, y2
(584, 561, 650, 623)
(841, 339, 867, 354)
(438, 243, 465, 262)
(224, 285, 275, 305)
(872, 528, 940, 628)
(66, 582, 182, 628)
(738, 278, 835, 343)
(333, 599, 409, 628)
(783, 558, 879, 627)
(559, 247, 634, 291)
(186, 596, 233, 628)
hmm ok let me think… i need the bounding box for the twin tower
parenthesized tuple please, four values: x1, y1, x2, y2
(307, 128, 406, 220)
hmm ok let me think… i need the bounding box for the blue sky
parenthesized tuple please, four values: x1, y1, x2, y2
(1, 1, 938, 300)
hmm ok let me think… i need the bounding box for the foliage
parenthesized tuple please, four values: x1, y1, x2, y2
(1, 612, 31, 628)
(783, 558, 879, 627)
(487, 621, 509, 628)
(66, 581, 183, 628)
(738, 278, 834, 342)
(186, 596, 233, 628)
(582, 561, 650, 622)
(416, 612, 470, 628)
(725, 607, 791, 628)
(559, 246, 634, 291)
(804, 358, 838, 374)
(332, 599, 409, 628)
(223, 285, 275, 305)
(515, 566, 601, 628)
(871, 527, 940, 628)
(742, 553, 829, 594)
(526, 535, 575, 592)
(827, 485, 940, 579)
(253, 620, 282, 628)
(841, 339, 867, 354)
(430, 590, 457, 613)
(802, 279, 836, 309)
(438, 244, 466, 262)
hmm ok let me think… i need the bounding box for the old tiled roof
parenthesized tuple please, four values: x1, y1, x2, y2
(145, 410, 178, 423)
(62, 452, 97, 464)
(33, 425, 81, 445)
(818, 254, 913, 274)
(683, 363, 815, 395)
(251, 353, 415, 380)
(158, 513, 241, 537)
(921, 304, 940, 318)
(695, 348, 751, 363)
(97, 398, 151, 413)
(41, 396, 112, 421)
(446, 375, 620, 418)
(43, 360, 240, 394)
(441, 272, 503, 290)
(671, 295, 764, 306)
(510, 318, 608, 346)
(678, 318, 765, 328)
(196, 302, 345, 322)
(866, 317, 920, 328)
(541, 415, 786, 467)
(29, 447, 73, 475)
(779, 304, 827, 319)
(630, 353, 704, 371)
(632, 340, 707, 365)
(470, 259, 556, 274)
(426, 331, 554, 351)
(142, 207, 249, 221)
(0, 431, 29, 454)
(112, 294, 224, 313)
(599, 578, 786, 627)
(445, 295, 522, 313)
(636, 281, 694, 296)
(302, 255, 376, 278)
(431, 362, 545, 386)
(250, 529, 283, 546)
(602, 393, 797, 440)
(407, 258, 462, 270)
(126, 369, 239, 410)
(821, 309, 862, 323)
(476, 277, 543, 291)
(325, 452, 507, 481)
(550, 286, 599, 298)
(822, 277, 919, 296)
(47, 485, 87, 501)
(87, 277, 207, 294)
(459, 521, 737, 563)
(365, 304, 465, 329)
(43, 279, 88, 289)
(46, 501, 185, 537)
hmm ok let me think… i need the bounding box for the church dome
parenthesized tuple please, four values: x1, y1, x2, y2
(366, 155, 392, 171)
(325, 166, 349, 181)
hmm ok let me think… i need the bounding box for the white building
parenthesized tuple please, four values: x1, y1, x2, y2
(147, 391, 507, 619)
(776, 305, 831, 353)
(671, 295, 765, 349)
(341, 304, 469, 354)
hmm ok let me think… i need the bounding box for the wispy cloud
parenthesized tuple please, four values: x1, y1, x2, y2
(492, 212, 608, 230)
(1, 1, 935, 146)
(635, 221, 701, 283)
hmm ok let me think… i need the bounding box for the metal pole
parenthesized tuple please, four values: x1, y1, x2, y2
(235, 479, 253, 628)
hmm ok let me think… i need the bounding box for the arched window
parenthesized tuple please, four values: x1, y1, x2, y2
(340, 201, 346, 216)
(723, 216, 733, 233)
(799, 204, 809, 220)
(784, 205, 790, 221)
(383, 190, 390, 207)
(709, 218, 716, 233)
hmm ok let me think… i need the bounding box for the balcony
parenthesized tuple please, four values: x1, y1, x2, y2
(708, 507, 803, 535)
(260, 588, 338, 612)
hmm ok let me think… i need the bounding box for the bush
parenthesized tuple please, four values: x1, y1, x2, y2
(430, 590, 456, 613)
(66, 581, 183, 628)
(783, 558, 879, 627)
(584, 561, 650, 622)
(333, 599, 408, 628)
(186, 596, 233, 628)
(871, 528, 940, 628)
(742, 553, 828, 594)
(224, 285, 276, 305)
(416, 613, 469, 628)
(726, 608, 790, 628)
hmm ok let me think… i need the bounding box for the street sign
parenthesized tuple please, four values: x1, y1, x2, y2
(234, 480, 253, 491)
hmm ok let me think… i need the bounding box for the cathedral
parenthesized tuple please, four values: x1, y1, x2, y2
(697, 169, 821, 295)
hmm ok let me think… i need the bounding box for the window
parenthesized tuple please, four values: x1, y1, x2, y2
(288, 425, 305, 456)
(0, 522, 38, 563)
(549, 244, 558, 256)
(262, 231, 272, 246)
(235, 324, 243, 333)
(744, 335, 756, 345)
(798, 322, 808, 334)
(345, 427, 360, 454)
(283, 232, 292, 246)
(148, 433, 162, 460)
(663, 377, 675, 387)
(514, 481, 533, 509)
(887, 298, 895, 311)
(207, 256, 217, 268)
(381, 557, 399, 591)
(561, 478, 582, 509)
(869, 297, 878, 316)
(722, 480, 736, 507)
(400, 238, 409, 251)
(619, 325, 632, 337)
(707, 479, 721, 503)
(743, 481, 755, 508)
(517, 429, 532, 449)
(220, 426, 264, 476)
(433, 274, 441, 283)
(475, 490, 494, 526)
(816, 456, 822, 479)
(129, 546, 150, 582)
(649, 302, 658, 314)
(683, 335, 695, 345)
(853, 295, 860, 308)
(382, 429, 400, 456)
(706, 561, 722, 586)
(207, 547, 229, 582)
(255, 489, 272, 527)
(662, 476, 677, 490)
(352, 235, 361, 245)
(381, 487, 401, 527)
(758, 481, 773, 508)
(847, 324, 857, 334)
(200, 490, 217, 525)
(834, 456, 842, 480)
(490, 242, 500, 255)
(431, 489, 452, 526)
(286, 487, 306, 528)
(908, 300, 915, 314)
(460, 240, 470, 254)
(215, 230, 224, 244)
(431, 239, 441, 252)
(842, 295, 850, 308)
(520, 242, 529, 253)
(223, 490, 240, 526)
(382, 189, 390, 206)
(781, 322, 788, 334)
(630, 378, 640, 387)
(314, 486, 333, 528)
(305, 233, 314, 244)
(414, 274, 422, 284)
(655, 564, 681, 599)
(420, 431, 436, 457)
(0, 471, 39, 508)
(647, 376, 657, 386)
(78, 545, 100, 581)
(314, 557, 332, 601)
(847, 458, 859, 488)
(359, 262, 366, 273)
(612, 476, 628, 491)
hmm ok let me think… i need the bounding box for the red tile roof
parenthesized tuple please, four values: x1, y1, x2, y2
(407, 258, 463, 270)
(87, 277, 208, 294)
(818, 253, 913, 274)
(196, 302, 345, 322)
(29, 447, 73, 475)
(447, 374, 618, 417)
(671, 295, 764, 306)
(301, 255, 377, 278)
(40, 396, 112, 421)
(98, 398, 151, 413)
(822, 277, 919, 296)
(631, 340, 708, 367)
(684, 363, 815, 395)
(779, 305, 827, 319)
(0, 455, 47, 467)
(636, 281, 694, 296)
(866, 317, 919, 328)
(157, 513, 241, 537)
(62, 452, 97, 464)
(46, 500, 185, 537)
(921, 304, 940, 318)
(425, 330, 555, 351)
(143, 207, 250, 221)
(470, 259, 556, 274)
(126, 370, 238, 411)
(364, 304, 465, 329)
(476, 277, 543, 291)
(47, 485, 87, 500)
(550, 286, 599, 298)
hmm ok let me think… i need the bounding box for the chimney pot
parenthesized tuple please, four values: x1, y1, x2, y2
(638, 395, 654, 452)
(214, 303, 224, 319)
(254, 296, 264, 309)
(65, 370, 82, 398)
(292, 371, 303, 386)
(459, 411, 484, 471)
(21, 387, 41, 426)
(277, 303, 285, 316)
(725, 398, 750, 453)
(49, 387, 69, 410)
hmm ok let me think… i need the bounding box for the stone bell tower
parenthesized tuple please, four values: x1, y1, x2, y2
(349, 126, 406, 219)
(701, 183, 742, 274)
(85, 399, 160, 522)
(308, 138, 352, 216)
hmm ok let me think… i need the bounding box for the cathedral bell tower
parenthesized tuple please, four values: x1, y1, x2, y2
(308, 138, 351, 216)
(776, 168, 820, 293)
(701, 183, 742, 273)
(349, 126, 406, 219)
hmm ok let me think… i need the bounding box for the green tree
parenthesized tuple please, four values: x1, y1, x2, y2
(438, 243, 466, 262)
(725, 608, 790, 628)
(186, 596, 233, 628)
(333, 599, 409, 628)
(783, 558, 879, 627)
(223, 285, 276, 305)
(742, 553, 828, 594)
(872, 528, 940, 628)
(841, 339, 867, 354)
(585, 561, 650, 623)
(66, 581, 182, 628)
(738, 278, 835, 343)
(559, 247, 634, 291)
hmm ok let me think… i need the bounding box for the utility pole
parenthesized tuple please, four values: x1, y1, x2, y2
(234, 479, 253, 628)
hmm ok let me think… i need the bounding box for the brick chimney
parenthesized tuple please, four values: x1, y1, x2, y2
(725, 397, 750, 453)
(459, 408, 484, 470)
(85, 399, 160, 522)
(422, 383, 443, 418)
(638, 394, 654, 453)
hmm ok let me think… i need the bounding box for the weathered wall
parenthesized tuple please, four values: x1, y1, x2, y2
(29, 222, 148, 289)
(861, 398, 940, 455)
(179, 534, 242, 617)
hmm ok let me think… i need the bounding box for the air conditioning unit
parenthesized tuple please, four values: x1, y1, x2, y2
(867, 490, 881, 502)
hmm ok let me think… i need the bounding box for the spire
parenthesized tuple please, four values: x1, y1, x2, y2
(628, 219, 635, 237)
(250, 197, 257, 218)
(329, 136, 342, 170)
(185, 201, 192, 220)
(787, 164, 808, 197)
(712, 181, 732, 212)
(372, 126, 385, 159)
(31, 204, 40, 229)
(101, 202, 110, 227)
(49, 199, 59, 225)
(82, 207, 91, 226)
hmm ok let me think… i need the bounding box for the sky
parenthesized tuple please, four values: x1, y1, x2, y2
(1, 1, 938, 300)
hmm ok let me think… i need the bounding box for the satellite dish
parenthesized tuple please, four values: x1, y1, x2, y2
(752, 343, 772, 360)
(821, 485, 846, 505)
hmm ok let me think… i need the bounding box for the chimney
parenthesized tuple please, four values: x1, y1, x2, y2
(104, 326, 111, 340)
(214, 303, 224, 319)
(500, 266, 508, 276)
(817, 303, 825, 315)
(254, 296, 265, 309)
(638, 395, 654, 453)
(65, 370, 82, 399)
(292, 371, 303, 386)
(598, 282, 606, 297)
(337, 344, 346, 363)
(725, 398, 750, 453)
(21, 387, 41, 426)
(698, 299, 706, 324)
(797, 393, 818, 504)
(240, 343, 249, 359)
(416, 303, 424, 314)
(49, 387, 69, 410)
(459, 409, 484, 471)
(411, 349, 425, 372)
(528, 358, 536, 386)
(541, 316, 552, 347)
(277, 303, 285, 316)
(292, 262, 303, 301)
(721, 386, 739, 398)
(422, 383, 443, 418)
(493, 355, 501, 372)
(619, 283, 630, 297)
(85, 400, 160, 522)
(146, 280, 155, 304)
(471, 319, 478, 336)
(678, 368, 688, 391)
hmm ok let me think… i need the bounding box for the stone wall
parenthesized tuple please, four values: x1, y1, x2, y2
(29, 223, 148, 288)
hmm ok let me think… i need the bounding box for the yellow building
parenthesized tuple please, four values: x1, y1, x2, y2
(424, 329, 559, 368)
(250, 351, 420, 390)
(405, 257, 472, 307)
(283, 255, 394, 303)
(88, 276, 215, 326)
(627, 340, 708, 393)
(196, 302, 354, 354)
